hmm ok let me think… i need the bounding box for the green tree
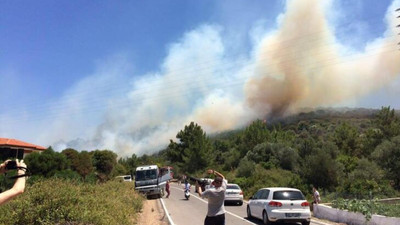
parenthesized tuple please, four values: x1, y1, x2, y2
(212, 139, 230, 165)
(296, 132, 317, 158)
(246, 142, 299, 171)
(221, 148, 241, 171)
(61, 148, 79, 168)
(336, 154, 358, 175)
(269, 128, 296, 145)
(245, 165, 306, 198)
(137, 154, 158, 166)
(236, 157, 256, 177)
(62, 149, 93, 180)
(301, 149, 343, 191)
(75, 151, 93, 180)
(118, 153, 139, 175)
(92, 150, 117, 181)
(111, 163, 128, 178)
(372, 135, 400, 189)
(374, 106, 400, 138)
(166, 122, 211, 173)
(337, 158, 394, 198)
(333, 122, 359, 156)
(24, 147, 69, 177)
(357, 128, 384, 157)
(237, 120, 270, 157)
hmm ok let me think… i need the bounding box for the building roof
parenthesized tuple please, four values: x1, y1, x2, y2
(0, 138, 46, 151)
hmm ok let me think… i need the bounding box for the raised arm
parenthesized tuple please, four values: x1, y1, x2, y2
(208, 169, 225, 180)
(196, 181, 203, 197)
(0, 159, 27, 205)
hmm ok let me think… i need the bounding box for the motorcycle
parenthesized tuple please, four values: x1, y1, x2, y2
(184, 188, 190, 200)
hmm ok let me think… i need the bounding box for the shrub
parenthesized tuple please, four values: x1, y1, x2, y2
(0, 178, 143, 225)
(241, 165, 305, 199)
(332, 198, 400, 220)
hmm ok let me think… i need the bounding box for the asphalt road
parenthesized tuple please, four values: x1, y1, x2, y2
(161, 183, 324, 225)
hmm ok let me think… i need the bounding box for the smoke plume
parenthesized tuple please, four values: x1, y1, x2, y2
(245, 0, 400, 118)
(37, 0, 400, 156)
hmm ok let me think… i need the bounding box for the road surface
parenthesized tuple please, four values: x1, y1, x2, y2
(160, 182, 326, 225)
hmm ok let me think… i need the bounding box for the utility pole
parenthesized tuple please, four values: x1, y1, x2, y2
(397, 8, 400, 49)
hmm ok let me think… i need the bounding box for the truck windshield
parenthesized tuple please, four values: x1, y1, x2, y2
(136, 169, 157, 181)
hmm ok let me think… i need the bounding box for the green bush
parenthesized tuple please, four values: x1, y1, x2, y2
(237, 165, 306, 199)
(0, 178, 143, 225)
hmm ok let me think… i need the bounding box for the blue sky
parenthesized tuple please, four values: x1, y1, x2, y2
(1, 0, 399, 156)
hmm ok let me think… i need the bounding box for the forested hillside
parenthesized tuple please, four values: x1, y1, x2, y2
(137, 106, 400, 200)
(3, 106, 398, 202)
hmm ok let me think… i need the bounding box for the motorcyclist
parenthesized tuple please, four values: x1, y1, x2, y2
(184, 179, 191, 192)
(184, 179, 191, 199)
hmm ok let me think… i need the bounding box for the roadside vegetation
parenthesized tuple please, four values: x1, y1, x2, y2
(332, 198, 400, 220)
(1, 106, 399, 223)
(0, 178, 143, 225)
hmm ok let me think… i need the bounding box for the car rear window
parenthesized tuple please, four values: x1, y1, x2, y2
(273, 191, 305, 200)
(227, 185, 240, 189)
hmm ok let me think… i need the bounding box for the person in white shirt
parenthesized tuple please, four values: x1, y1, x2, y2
(312, 187, 321, 204)
(196, 169, 227, 225)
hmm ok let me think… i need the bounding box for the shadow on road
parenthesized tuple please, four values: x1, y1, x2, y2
(224, 201, 243, 206)
(245, 217, 304, 225)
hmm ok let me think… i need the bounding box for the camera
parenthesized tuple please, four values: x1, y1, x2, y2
(187, 176, 211, 192)
(5, 160, 17, 170)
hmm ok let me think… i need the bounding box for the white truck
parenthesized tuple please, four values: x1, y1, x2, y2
(134, 165, 173, 198)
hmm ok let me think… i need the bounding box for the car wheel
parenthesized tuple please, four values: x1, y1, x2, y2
(302, 221, 310, 225)
(238, 201, 243, 206)
(262, 210, 272, 225)
(246, 206, 252, 219)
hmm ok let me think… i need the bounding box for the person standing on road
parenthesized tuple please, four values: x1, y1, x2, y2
(312, 187, 321, 204)
(0, 159, 27, 205)
(196, 169, 227, 225)
(166, 180, 170, 198)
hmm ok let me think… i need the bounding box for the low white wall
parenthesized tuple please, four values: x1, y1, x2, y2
(313, 204, 400, 225)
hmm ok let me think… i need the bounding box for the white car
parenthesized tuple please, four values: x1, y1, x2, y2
(115, 175, 132, 182)
(247, 187, 311, 225)
(225, 183, 243, 205)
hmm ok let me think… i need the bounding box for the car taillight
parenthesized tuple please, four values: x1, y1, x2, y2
(301, 201, 310, 207)
(240, 191, 243, 195)
(268, 201, 282, 207)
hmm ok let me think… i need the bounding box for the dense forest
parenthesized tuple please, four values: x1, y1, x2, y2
(5, 106, 399, 201)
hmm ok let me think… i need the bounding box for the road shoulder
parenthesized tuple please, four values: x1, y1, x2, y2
(137, 198, 169, 225)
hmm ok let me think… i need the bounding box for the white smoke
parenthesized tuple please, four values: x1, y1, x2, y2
(3, 0, 399, 157)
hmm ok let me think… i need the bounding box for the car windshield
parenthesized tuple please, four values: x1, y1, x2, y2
(135, 169, 157, 181)
(227, 185, 240, 189)
(273, 191, 305, 200)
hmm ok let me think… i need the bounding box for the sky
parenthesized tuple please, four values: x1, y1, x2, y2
(1, 0, 400, 157)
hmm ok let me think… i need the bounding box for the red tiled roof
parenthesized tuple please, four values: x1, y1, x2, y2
(0, 138, 46, 151)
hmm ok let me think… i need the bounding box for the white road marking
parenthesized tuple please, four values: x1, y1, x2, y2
(170, 186, 257, 225)
(160, 198, 176, 225)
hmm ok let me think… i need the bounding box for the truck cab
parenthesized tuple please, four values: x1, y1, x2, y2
(134, 165, 172, 198)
